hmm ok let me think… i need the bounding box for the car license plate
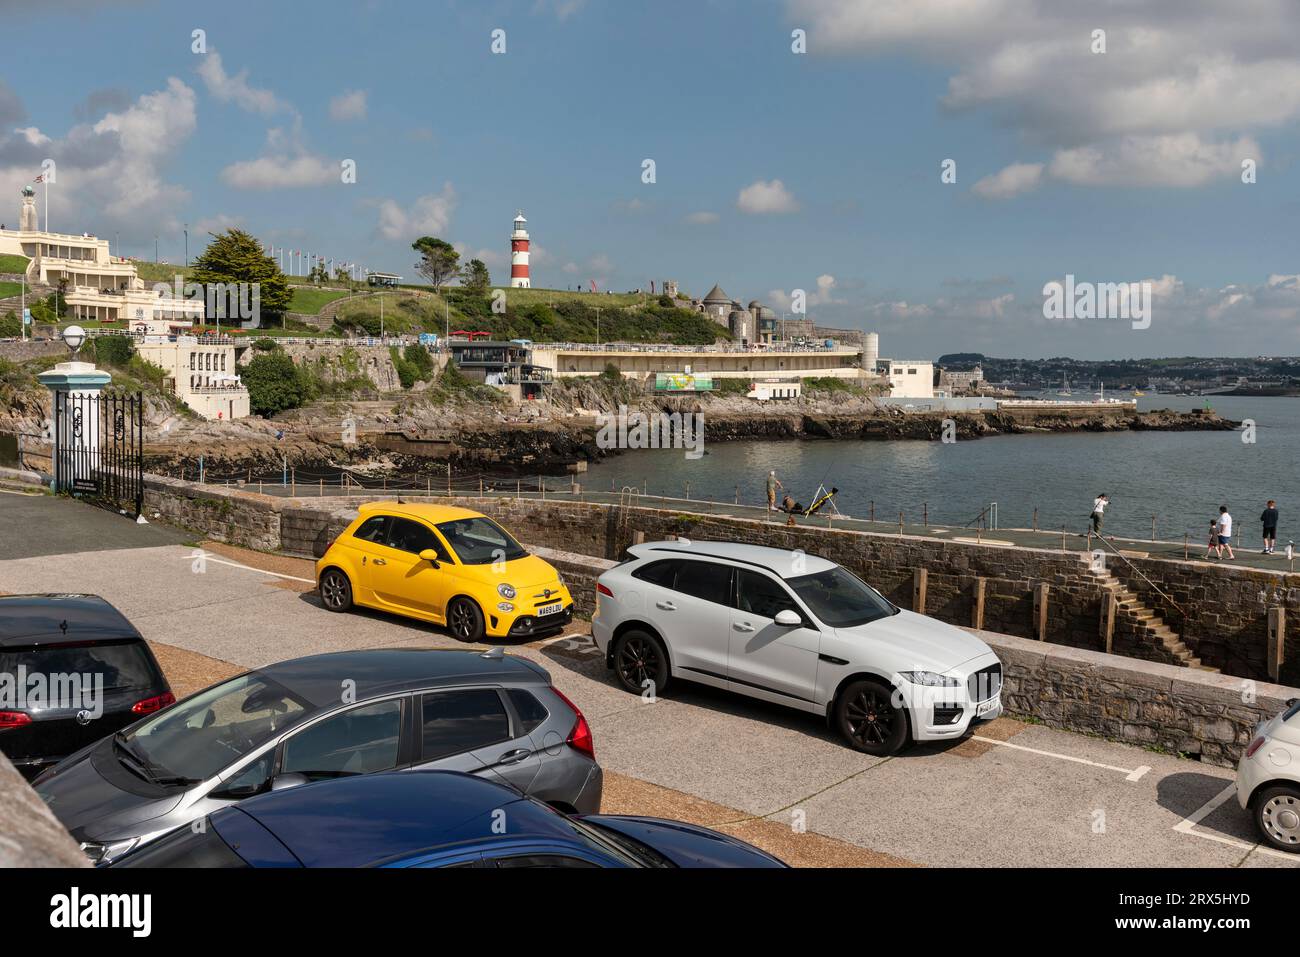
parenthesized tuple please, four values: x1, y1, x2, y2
(976, 695, 1000, 717)
(536, 601, 562, 617)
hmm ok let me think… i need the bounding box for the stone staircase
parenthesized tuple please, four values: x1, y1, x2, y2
(1091, 568, 1218, 672)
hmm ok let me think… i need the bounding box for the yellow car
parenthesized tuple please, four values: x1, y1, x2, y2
(314, 502, 573, 643)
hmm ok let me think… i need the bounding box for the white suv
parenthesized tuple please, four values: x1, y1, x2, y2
(591, 540, 1003, 755)
(1236, 697, 1300, 852)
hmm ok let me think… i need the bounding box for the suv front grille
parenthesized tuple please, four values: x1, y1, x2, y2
(967, 663, 1002, 703)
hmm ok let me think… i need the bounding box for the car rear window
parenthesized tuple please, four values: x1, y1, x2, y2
(673, 561, 733, 605)
(0, 640, 158, 695)
(352, 515, 389, 543)
(506, 688, 549, 734)
(421, 689, 511, 760)
(631, 559, 679, 588)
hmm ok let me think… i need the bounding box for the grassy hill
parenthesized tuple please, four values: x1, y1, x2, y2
(288, 286, 353, 314)
(331, 285, 723, 344)
(0, 253, 29, 274)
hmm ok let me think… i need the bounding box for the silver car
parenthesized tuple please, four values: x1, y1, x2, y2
(592, 540, 1003, 756)
(34, 647, 602, 864)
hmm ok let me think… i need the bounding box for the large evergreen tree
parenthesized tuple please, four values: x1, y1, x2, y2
(191, 228, 291, 324)
(411, 237, 459, 292)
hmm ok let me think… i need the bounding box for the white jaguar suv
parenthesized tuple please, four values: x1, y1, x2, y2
(591, 539, 1003, 755)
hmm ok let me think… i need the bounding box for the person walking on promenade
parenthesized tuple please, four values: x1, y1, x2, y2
(1261, 500, 1279, 554)
(1214, 505, 1235, 560)
(1090, 493, 1109, 536)
(1204, 520, 1219, 559)
(766, 470, 783, 513)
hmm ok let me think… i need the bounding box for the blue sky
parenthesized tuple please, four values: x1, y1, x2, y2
(2, 0, 1299, 358)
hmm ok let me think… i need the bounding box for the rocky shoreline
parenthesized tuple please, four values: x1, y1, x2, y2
(137, 405, 1238, 481)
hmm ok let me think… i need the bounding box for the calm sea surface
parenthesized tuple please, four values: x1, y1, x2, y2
(580, 395, 1300, 546)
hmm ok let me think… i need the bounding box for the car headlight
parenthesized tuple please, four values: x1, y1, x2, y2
(497, 583, 516, 599)
(497, 602, 515, 613)
(80, 837, 139, 865)
(899, 671, 960, 687)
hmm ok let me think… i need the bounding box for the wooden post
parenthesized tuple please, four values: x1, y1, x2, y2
(1151, 515, 1156, 542)
(898, 511, 904, 536)
(923, 502, 928, 526)
(516, 478, 521, 500)
(734, 486, 739, 505)
(291, 468, 296, 496)
(1033, 583, 1050, 641)
(869, 500, 874, 523)
(1268, 607, 1286, 682)
(971, 577, 986, 630)
(447, 464, 451, 495)
(1100, 592, 1117, 654)
(912, 568, 928, 614)
(479, 477, 484, 497)
(632, 530, 646, 545)
(1032, 507, 1038, 531)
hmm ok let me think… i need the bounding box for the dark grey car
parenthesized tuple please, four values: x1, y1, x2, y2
(34, 647, 602, 865)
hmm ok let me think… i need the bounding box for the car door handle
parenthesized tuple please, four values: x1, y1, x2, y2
(655, 601, 676, 611)
(733, 621, 755, 633)
(372, 558, 387, 566)
(497, 748, 531, 765)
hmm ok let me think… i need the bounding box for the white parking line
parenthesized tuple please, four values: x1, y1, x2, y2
(1172, 783, 1300, 864)
(534, 633, 602, 655)
(182, 551, 317, 584)
(972, 735, 1150, 781)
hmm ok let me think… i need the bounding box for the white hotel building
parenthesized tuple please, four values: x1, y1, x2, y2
(1, 188, 247, 419)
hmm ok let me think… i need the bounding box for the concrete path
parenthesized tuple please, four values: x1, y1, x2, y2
(1, 493, 1294, 868)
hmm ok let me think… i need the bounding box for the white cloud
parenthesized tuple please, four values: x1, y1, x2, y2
(196, 50, 289, 116)
(737, 178, 799, 214)
(685, 210, 719, 224)
(532, 0, 586, 20)
(376, 183, 457, 240)
(972, 161, 1044, 199)
(1048, 134, 1257, 188)
(768, 274, 845, 312)
(329, 89, 367, 122)
(220, 123, 337, 189)
(0, 78, 197, 236)
(789, 0, 1300, 189)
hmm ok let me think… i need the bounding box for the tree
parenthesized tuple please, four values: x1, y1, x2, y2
(190, 228, 291, 324)
(412, 237, 459, 292)
(242, 350, 312, 416)
(461, 258, 490, 295)
(0, 311, 19, 338)
(90, 335, 133, 367)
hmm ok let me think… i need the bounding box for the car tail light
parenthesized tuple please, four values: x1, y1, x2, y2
(550, 686, 595, 760)
(131, 692, 176, 715)
(1245, 735, 1267, 759)
(596, 583, 613, 598)
(0, 711, 32, 731)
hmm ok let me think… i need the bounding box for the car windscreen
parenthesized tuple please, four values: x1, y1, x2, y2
(436, 517, 528, 565)
(787, 567, 896, 628)
(0, 640, 158, 696)
(121, 672, 312, 783)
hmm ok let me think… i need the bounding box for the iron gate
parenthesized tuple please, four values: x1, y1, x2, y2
(53, 390, 144, 517)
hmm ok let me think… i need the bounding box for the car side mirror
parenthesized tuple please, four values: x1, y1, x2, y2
(1287, 698, 1298, 709)
(270, 772, 311, 792)
(774, 609, 802, 627)
(418, 549, 441, 567)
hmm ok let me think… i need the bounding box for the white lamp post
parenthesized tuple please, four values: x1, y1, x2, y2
(37, 325, 110, 495)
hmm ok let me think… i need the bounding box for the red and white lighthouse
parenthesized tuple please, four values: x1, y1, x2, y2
(510, 211, 531, 288)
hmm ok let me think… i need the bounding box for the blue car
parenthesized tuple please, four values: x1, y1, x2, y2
(110, 769, 788, 868)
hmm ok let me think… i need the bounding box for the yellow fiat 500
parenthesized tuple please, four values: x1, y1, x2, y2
(315, 502, 573, 643)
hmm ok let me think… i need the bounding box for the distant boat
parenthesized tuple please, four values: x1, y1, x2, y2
(1056, 374, 1072, 397)
(1132, 389, 1146, 397)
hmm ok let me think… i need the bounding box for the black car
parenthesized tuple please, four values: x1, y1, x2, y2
(0, 594, 173, 780)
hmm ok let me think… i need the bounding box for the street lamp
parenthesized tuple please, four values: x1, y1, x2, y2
(184, 223, 188, 267)
(62, 324, 86, 355)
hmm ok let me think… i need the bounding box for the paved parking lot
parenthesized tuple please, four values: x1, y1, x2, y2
(1, 494, 1294, 868)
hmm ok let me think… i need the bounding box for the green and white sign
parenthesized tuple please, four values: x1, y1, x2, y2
(654, 372, 714, 392)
